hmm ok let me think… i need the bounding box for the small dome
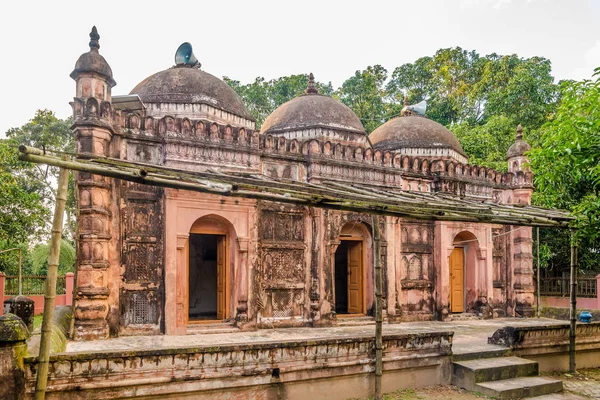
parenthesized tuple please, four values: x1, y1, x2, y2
(369, 115, 466, 157)
(506, 125, 531, 159)
(130, 67, 252, 120)
(70, 27, 116, 87)
(506, 141, 531, 159)
(261, 95, 365, 135)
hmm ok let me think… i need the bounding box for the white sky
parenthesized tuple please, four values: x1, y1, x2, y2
(0, 0, 599, 136)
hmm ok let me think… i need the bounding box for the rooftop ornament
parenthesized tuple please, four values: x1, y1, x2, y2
(305, 72, 319, 95)
(174, 42, 201, 69)
(89, 26, 100, 51)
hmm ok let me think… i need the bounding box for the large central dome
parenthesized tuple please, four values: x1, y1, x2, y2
(130, 67, 252, 119)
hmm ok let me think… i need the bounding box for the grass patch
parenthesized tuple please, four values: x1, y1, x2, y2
(33, 314, 43, 330)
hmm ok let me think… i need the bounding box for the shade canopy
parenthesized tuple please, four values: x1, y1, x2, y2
(18, 146, 573, 228)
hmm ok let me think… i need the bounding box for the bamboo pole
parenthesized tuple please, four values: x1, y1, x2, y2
(372, 215, 383, 400)
(34, 167, 69, 400)
(536, 227, 540, 318)
(569, 230, 578, 373)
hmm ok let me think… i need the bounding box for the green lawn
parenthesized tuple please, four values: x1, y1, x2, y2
(33, 314, 43, 330)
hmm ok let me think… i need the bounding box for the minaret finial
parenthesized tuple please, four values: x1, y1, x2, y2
(305, 72, 318, 95)
(516, 124, 523, 140)
(89, 26, 100, 51)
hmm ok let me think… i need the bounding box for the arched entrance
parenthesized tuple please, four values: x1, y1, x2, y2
(334, 222, 371, 316)
(450, 231, 479, 313)
(187, 215, 234, 323)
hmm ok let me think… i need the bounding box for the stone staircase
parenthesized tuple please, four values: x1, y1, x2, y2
(452, 355, 563, 399)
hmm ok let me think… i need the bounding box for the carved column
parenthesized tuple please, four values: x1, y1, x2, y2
(309, 209, 322, 325)
(70, 27, 117, 340)
(506, 125, 535, 317)
(236, 237, 249, 324)
(512, 225, 535, 317)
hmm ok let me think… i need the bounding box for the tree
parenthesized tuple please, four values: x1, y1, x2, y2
(0, 110, 74, 274)
(336, 65, 391, 133)
(529, 70, 600, 271)
(225, 74, 333, 129)
(30, 239, 75, 275)
(452, 115, 517, 171)
(4, 109, 76, 239)
(474, 55, 558, 129)
(0, 140, 49, 245)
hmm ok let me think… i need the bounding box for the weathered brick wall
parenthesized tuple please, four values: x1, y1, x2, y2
(23, 331, 453, 399)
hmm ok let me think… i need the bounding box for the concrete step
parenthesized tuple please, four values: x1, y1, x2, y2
(451, 312, 481, 321)
(336, 316, 375, 326)
(476, 376, 563, 399)
(453, 356, 539, 386)
(452, 345, 512, 362)
(186, 322, 239, 335)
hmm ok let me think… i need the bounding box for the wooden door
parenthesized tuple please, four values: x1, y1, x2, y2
(216, 236, 226, 320)
(347, 241, 363, 314)
(450, 247, 464, 313)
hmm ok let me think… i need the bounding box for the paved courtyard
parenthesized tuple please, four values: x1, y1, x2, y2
(66, 317, 566, 353)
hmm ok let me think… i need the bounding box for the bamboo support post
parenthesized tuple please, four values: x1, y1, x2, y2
(372, 215, 383, 400)
(34, 167, 69, 400)
(536, 227, 540, 318)
(569, 230, 578, 373)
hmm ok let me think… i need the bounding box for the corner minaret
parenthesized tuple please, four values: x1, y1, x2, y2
(505, 124, 535, 318)
(70, 27, 117, 340)
(507, 124, 531, 173)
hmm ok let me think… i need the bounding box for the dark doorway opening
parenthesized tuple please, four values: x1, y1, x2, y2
(188, 234, 225, 321)
(335, 241, 349, 314)
(334, 240, 364, 315)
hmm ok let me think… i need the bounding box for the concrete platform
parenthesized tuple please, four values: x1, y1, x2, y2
(65, 317, 565, 353)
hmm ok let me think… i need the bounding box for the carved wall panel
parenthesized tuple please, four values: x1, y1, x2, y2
(119, 181, 164, 335)
(263, 249, 305, 284)
(257, 206, 307, 320)
(399, 220, 434, 317)
(260, 210, 304, 242)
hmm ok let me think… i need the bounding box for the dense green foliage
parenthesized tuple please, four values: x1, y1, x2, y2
(529, 70, 600, 271)
(30, 239, 76, 275)
(0, 110, 75, 274)
(223, 74, 333, 128)
(226, 48, 598, 272)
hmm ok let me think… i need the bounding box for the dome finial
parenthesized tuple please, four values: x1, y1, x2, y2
(89, 26, 100, 51)
(305, 72, 318, 95)
(516, 124, 523, 140)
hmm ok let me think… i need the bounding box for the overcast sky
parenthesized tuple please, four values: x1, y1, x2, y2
(1, 0, 599, 136)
